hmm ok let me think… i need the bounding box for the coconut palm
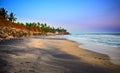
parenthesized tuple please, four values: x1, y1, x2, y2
(0, 8, 8, 20)
(8, 12, 17, 22)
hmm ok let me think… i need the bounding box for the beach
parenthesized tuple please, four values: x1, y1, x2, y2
(0, 36, 120, 73)
(62, 34, 120, 66)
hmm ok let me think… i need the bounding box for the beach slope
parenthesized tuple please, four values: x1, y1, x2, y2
(0, 36, 120, 73)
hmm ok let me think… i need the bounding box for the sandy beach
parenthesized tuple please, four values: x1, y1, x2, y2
(0, 36, 120, 73)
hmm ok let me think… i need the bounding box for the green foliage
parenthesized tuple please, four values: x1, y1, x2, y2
(8, 12, 17, 22)
(0, 8, 8, 20)
(0, 8, 17, 22)
(0, 7, 69, 34)
(24, 22, 68, 34)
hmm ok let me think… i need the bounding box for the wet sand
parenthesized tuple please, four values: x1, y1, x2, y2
(0, 36, 120, 73)
(79, 41, 120, 66)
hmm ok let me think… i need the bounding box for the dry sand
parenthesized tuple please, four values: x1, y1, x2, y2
(0, 36, 120, 73)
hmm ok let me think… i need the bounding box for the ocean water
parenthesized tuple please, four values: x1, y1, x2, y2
(62, 33, 120, 48)
(61, 33, 120, 65)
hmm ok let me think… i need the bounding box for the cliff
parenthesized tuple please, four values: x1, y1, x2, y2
(0, 20, 33, 41)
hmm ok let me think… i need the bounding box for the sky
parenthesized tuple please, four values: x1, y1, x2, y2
(0, 0, 120, 33)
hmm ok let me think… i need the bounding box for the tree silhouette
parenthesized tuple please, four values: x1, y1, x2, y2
(8, 12, 17, 22)
(0, 8, 8, 20)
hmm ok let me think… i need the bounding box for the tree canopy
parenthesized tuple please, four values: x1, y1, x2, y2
(0, 7, 69, 35)
(0, 8, 16, 22)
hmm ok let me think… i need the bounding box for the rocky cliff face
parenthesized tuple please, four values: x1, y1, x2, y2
(0, 26, 33, 41)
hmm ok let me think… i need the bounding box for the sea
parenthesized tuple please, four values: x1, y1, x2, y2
(60, 33, 120, 66)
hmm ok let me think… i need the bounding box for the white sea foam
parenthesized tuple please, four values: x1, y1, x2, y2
(61, 34, 120, 66)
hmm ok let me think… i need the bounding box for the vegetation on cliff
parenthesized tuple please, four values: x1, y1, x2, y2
(0, 7, 69, 40)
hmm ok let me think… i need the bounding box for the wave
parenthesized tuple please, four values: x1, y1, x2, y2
(62, 33, 120, 48)
(60, 33, 120, 65)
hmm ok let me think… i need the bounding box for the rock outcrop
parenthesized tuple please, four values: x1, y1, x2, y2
(0, 26, 33, 41)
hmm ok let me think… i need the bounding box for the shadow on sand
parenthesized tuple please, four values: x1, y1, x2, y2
(0, 37, 116, 73)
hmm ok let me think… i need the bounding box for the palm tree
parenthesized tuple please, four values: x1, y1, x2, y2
(0, 8, 8, 20)
(8, 12, 17, 22)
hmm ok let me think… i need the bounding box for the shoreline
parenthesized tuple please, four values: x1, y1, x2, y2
(0, 35, 120, 73)
(60, 35, 120, 66)
(78, 41, 120, 66)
